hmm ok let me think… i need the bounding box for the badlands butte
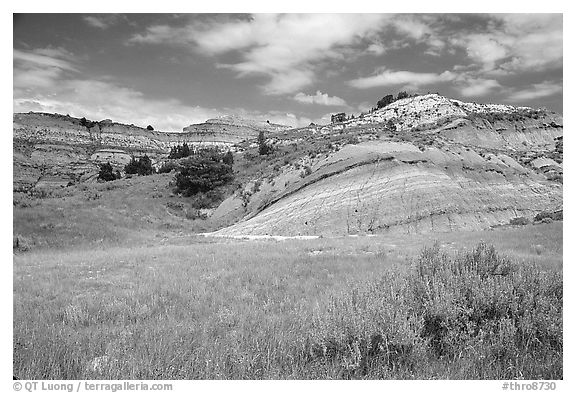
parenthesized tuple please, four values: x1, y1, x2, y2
(13, 93, 563, 240)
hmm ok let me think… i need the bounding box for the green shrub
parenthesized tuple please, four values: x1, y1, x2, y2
(168, 143, 192, 159)
(80, 117, 96, 129)
(307, 243, 562, 379)
(411, 244, 561, 372)
(124, 155, 154, 176)
(377, 95, 394, 109)
(174, 154, 234, 197)
(98, 162, 120, 182)
(258, 131, 272, 155)
(397, 91, 409, 100)
(509, 217, 531, 226)
(13, 235, 33, 252)
(534, 210, 563, 222)
(157, 161, 178, 174)
(223, 151, 234, 166)
(189, 189, 223, 209)
(300, 166, 312, 178)
(347, 136, 360, 145)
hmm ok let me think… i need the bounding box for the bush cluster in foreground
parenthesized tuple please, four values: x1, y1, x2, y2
(307, 243, 562, 379)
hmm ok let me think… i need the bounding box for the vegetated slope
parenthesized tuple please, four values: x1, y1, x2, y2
(12, 112, 289, 192)
(211, 94, 562, 236)
(13, 94, 563, 239)
(13, 173, 230, 250)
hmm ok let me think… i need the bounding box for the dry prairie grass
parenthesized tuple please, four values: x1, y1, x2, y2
(13, 225, 562, 379)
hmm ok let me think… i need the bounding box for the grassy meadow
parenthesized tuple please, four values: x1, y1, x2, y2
(13, 222, 562, 379)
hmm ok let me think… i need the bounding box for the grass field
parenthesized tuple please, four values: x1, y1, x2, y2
(12, 174, 225, 251)
(13, 222, 562, 379)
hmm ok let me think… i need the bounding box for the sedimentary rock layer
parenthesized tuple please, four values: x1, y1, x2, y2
(13, 112, 288, 191)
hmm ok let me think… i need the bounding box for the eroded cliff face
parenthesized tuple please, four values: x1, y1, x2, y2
(13, 93, 563, 236)
(13, 112, 288, 192)
(210, 94, 563, 236)
(213, 141, 561, 236)
(183, 115, 291, 145)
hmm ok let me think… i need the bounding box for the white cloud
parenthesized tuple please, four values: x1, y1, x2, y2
(13, 47, 310, 130)
(450, 14, 562, 74)
(129, 14, 389, 95)
(128, 13, 560, 97)
(357, 101, 374, 113)
(392, 16, 432, 41)
(14, 48, 78, 73)
(388, 15, 446, 56)
(129, 24, 184, 44)
(293, 91, 347, 106)
(506, 81, 562, 102)
(456, 34, 508, 71)
(366, 43, 386, 56)
(83, 16, 109, 29)
(458, 78, 501, 97)
(83, 15, 124, 30)
(11, 48, 213, 130)
(348, 69, 456, 89)
(13, 79, 223, 131)
(13, 48, 79, 91)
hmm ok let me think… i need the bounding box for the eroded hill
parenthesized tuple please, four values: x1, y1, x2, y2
(210, 94, 563, 236)
(13, 112, 288, 192)
(13, 94, 563, 240)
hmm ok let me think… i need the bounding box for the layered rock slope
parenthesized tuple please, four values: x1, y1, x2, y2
(13, 112, 288, 192)
(13, 94, 563, 236)
(183, 115, 291, 145)
(211, 94, 563, 236)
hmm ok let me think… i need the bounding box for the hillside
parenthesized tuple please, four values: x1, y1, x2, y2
(183, 114, 291, 145)
(13, 112, 289, 193)
(210, 94, 563, 236)
(13, 94, 563, 242)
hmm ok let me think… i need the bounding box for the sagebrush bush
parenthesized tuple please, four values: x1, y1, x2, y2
(189, 189, 223, 209)
(509, 217, 531, 226)
(307, 243, 562, 379)
(412, 244, 561, 370)
(534, 210, 563, 222)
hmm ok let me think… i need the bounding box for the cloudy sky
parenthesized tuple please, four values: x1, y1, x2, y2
(13, 13, 562, 131)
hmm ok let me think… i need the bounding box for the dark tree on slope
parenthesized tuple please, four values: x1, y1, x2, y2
(174, 155, 234, 197)
(377, 95, 395, 109)
(124, 155, 155, 176)
(146, 125, 154, 131)
(80, 117, 96, 129)
(258, 131, 272, 155)
(98, 162, 120, 182)
(169, 142, 192, 159)
(223, 151, 234, 166)
(397, 91, 409, 100)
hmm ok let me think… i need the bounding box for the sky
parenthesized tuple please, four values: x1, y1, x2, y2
(13, 13, 563, 131)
